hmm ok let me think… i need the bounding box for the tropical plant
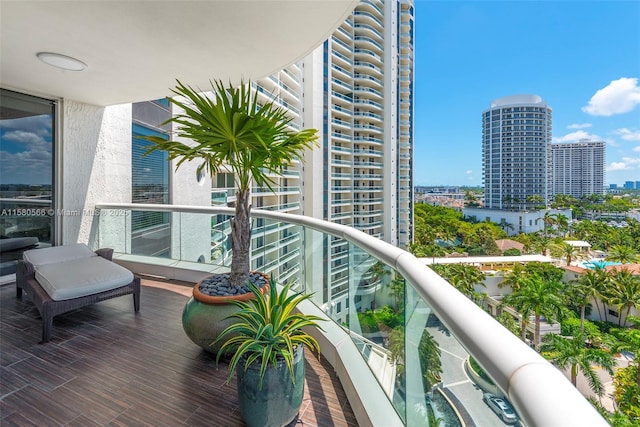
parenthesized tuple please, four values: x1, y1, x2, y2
(552, 213, 570, 237)
(566, 272, 602, 333)
(607, 268, 640, 326)
(550, 241, 581, 266)
(607, 245, 639, 264)
(419, 329, 443, 390)
(213, 282, 324, 388)
(497, 311, 521, 337)
(389, 275, 406, 310)
(143, 80, 318, 288)
(502, 276, 566, 350)
(610, 316, 640, 421)
(368, 260, 391, 310)
(431, 263, 486, 301)
(540, 332, 615, 397)
(576, 268, 609, 323)
(498, 263, 528, 292)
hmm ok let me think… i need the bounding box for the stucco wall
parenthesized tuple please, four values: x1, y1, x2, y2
(61, 101, 132, 247)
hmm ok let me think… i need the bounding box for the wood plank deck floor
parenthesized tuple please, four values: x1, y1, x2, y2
(0, 279, 358, 427)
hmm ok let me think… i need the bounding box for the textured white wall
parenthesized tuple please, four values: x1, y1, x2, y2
(61, 101, 132, 247)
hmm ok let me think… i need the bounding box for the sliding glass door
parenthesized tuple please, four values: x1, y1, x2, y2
(0, 89, 56, 275)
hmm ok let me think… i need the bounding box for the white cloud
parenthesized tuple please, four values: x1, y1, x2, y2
(465, 170, 472, 174)
(633, 146, 640, 152)
(567, 123, 592, 129)
(614, 128, 640, 141)
(582, 77, 640, 116)
(607, 157, 640, 172)
(553, 130, 601, 143)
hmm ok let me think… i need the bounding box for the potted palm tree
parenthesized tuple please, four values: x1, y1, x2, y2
(143, 80, 318, 351)
(213, 282, 324, 427)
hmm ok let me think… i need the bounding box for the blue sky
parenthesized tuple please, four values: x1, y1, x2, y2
(414, 0, 640, 187)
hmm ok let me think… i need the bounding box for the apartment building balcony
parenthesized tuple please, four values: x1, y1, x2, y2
(353, 10, 384, 28)
(354, 61, 383, 78)
(354, 110, 383, 123)
(360, 0, 384, 16)
(354, 73, 383, 89)
(332, 35, 354, 53)
(354, 26, 384, 44)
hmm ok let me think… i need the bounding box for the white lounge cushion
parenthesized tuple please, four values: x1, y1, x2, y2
(24, 243, 96, 267)
(35, 256, 134, 301)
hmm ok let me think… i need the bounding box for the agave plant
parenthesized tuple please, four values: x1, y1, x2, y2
(143, 80, 318, 288)
(213, 282, 324, 388)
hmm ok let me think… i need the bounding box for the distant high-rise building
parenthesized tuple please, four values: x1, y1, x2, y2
(482, 94, 552, 210)
(624, 181, 635, 190)
(551, 140, 605, 198)
(636, 181, 640, 190)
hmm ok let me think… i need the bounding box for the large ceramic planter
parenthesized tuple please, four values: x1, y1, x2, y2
(182, 272, 269, 353)
(237, 344, 305, 427)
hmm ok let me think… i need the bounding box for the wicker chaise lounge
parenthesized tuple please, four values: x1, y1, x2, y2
(16, 243, 140, 343)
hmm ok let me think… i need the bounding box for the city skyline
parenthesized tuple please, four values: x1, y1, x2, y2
(414, 0, 640, 187)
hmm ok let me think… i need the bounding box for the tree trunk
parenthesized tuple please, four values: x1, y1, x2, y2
(534, 313, 541, 351)
(571, 364, 577, 386)
(580, 305, 585, 334)
(230, 188, 252, 288)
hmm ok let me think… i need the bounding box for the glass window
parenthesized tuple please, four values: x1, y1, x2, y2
(131, 114, 170, 257)
(0, 89, 56, 275)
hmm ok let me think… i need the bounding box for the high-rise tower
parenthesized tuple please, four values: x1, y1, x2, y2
(482, 94, 552, 210)
(200, 0, 414, 320)
(551, 140, 605, 198)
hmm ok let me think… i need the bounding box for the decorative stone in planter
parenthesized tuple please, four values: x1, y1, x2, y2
(181, 272, 269, 353)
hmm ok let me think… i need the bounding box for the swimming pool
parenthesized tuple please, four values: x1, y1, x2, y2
(582, 260, 622, 269)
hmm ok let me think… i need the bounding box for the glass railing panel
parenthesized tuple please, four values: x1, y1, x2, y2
(178, 212, 222, 265)
(93, 204, 608, 426)
(96, 207, 131, 254)
(250, 216, 304, 292)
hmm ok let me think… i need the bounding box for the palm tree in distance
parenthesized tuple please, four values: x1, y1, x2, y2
(432, 263, 486, 301)
(143, 80, 318, 288)
(368, 260, 391, 310)
(552, 213, 570, 237)
(550, 241, 581, 266)
(540, 332, 616, 397)
(498, 262, 528, 292)
(607, 245, 639, 264)
(576, 268, 609, 325)
(502, 276, 566, 350)
(607, 268, 640, 326)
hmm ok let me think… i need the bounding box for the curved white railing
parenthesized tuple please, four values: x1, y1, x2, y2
(95, 203, 609, 427)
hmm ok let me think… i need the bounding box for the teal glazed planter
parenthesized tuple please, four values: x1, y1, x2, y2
(182, 295, 242, 354)
(182, 273, 270, 354)
(236, 345, 305, 427)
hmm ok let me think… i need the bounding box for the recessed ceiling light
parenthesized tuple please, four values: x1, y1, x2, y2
(37, 52, 87, 71)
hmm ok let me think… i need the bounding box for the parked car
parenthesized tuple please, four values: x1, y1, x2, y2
(483, 393, 519, 424)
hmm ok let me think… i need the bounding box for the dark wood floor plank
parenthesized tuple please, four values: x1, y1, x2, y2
(0, 280, 358, 426)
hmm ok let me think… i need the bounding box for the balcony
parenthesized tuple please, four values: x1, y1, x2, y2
(0, 202, 608, 426)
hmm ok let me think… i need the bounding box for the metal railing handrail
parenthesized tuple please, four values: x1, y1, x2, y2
(95, 203, 608, 427)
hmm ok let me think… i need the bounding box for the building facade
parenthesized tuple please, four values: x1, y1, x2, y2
(303, 0, 415, 319)
(482, 94, 552, 210)
(551, 140, 605, 198)
(205, 0, 415, 321)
